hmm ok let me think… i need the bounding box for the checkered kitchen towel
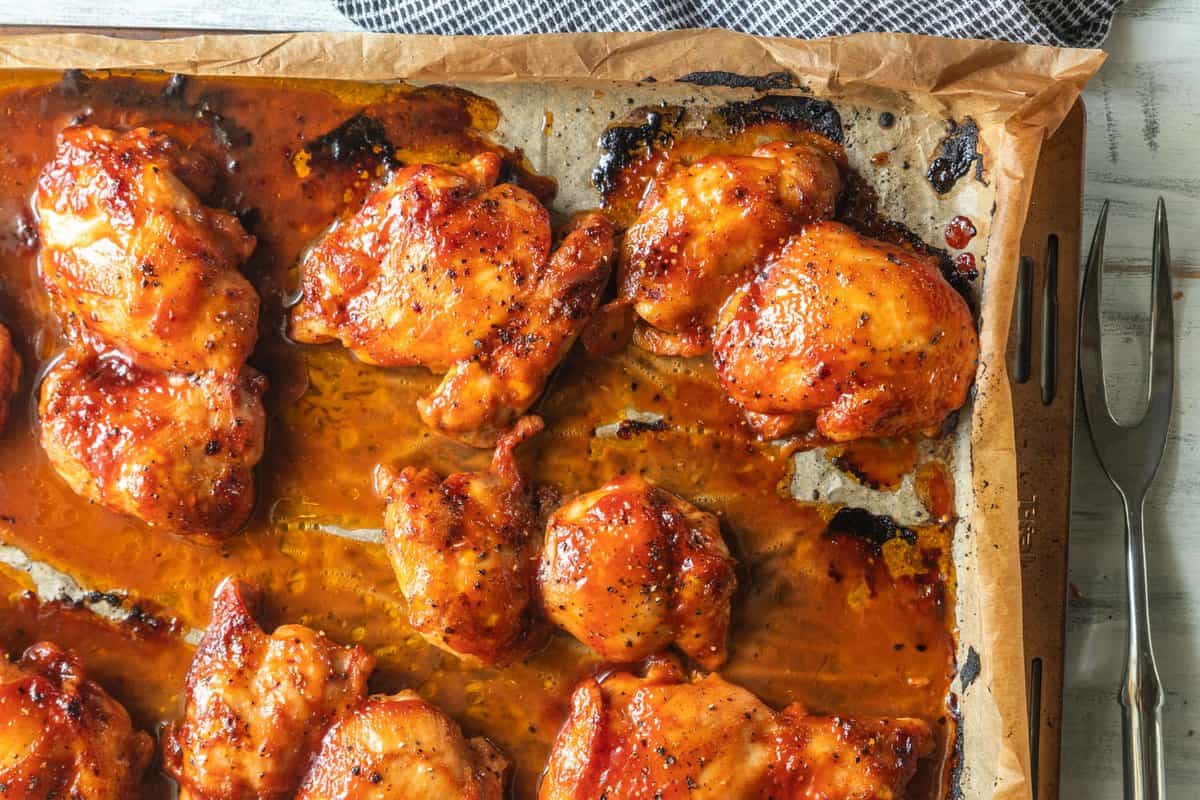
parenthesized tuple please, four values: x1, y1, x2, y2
(334, 0, 1121, 47)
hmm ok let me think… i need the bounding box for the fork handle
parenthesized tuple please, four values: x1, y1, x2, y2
(1121, 693, 1165, 800)
(1120, 497, 1166, 800)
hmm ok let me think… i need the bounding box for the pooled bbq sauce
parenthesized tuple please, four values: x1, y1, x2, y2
(944, 215, 977, 249)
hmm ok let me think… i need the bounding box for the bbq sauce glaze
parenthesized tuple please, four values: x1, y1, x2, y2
(0, 72, 958, 799)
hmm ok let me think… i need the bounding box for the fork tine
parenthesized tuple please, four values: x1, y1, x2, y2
(1147, 198, 1174, 421)
(1078, 200, 1112, 427)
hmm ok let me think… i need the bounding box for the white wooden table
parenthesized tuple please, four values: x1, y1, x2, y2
(1062, 2, 1200, 797)
(0, 0, 1195, 796)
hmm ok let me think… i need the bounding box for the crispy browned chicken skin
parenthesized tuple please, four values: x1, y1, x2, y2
(538, 475, 736, 669)
(163, 579, 375, 800)
(289, 153, 614, 447)
(714, 221, 979, 441)
(540, 658, 933, 800)
(0, 322, 20, 431)
(35, 125, 259, 375)
(296, 692, 507, 800)
(618, 141, 842, 355)
(38, 352, 267, 536)
(374, 415, 545, 666)
(0, 641, 152, 800)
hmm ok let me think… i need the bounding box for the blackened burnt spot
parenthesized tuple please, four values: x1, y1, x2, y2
(306, 113, 400, 171)
(616, 418, 669, 439)
(125, 605, 166, 632)
(58, 70, 180, 113)
(958, 646, 981, 691)
(677, 71, 797, 91)
(940, 255, 976, 302)
(84, 590, 124, 607)
(926, 118, 983, 195)
(830, 455, 878, 490)
(122, 601, 184, 638)
(827, 507, 917, 554)
(593, 108, 680, 197)
(716, 95, 843, 143)
(947, 694, 965, 800)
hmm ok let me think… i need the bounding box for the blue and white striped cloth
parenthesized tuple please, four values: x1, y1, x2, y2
(335, 0, 1120, 47)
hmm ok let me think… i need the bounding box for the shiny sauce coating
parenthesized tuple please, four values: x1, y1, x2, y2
(0, 73, 958, 799)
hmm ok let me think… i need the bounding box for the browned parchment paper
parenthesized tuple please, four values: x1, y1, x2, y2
(0, 29, 1104, 800)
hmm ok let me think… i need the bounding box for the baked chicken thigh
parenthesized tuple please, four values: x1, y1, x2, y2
(0, 641, 152, 800)
(540, 658, 933, 800)
(35, 125, 259, 375)
(618, 140, 841, 355)
(164, 579, 374, 800)
(35, 124, 266, 537)
(374, 415, 545, 666)
(296, 692, 506, 800)
(38, 353, 267, 536)
(714, 221, 978, 441)
(538, 475, 736, 669)
(289, 153, 614, 446)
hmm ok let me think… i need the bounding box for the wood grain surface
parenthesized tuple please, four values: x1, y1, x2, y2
(0, 0, 1195, 797)
(1068, 2, 1200, 798)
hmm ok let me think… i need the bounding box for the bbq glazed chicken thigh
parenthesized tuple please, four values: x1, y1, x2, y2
(39, 353, 267, 536)
(538, 475, 736, 669)
(618, 140, 842, 355)
(540, 658, 933, 800)
(35, 125, 259, 375)
(714, 221, 979, 441)
(289, 152, 614, 447)
(777, 708, 935, 800)
(374, 415, 545, 666)
(164, 579, 374, 800)
(0, 642, 152, 800)
(296, 692, 506, 800)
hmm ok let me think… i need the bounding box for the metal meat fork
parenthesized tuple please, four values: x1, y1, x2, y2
(1077, 198, 1172, 800)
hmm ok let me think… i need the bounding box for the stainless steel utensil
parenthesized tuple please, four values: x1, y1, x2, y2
(1077, 198, 1172, 800)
